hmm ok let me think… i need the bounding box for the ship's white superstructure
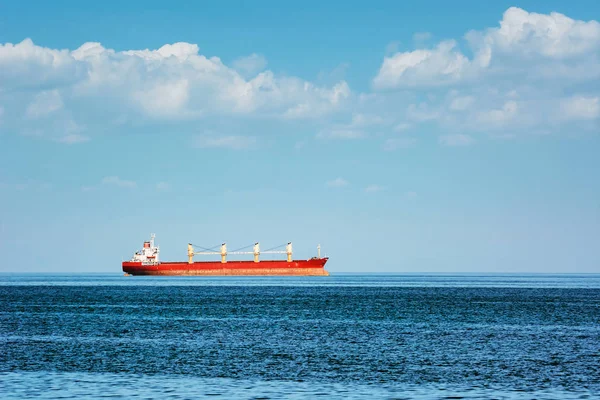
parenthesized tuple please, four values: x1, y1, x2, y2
(130, 233, 160, 265)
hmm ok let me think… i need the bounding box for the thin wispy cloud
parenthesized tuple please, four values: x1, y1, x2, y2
(232, 53, 268, 77)
(156, 182, 170, 191)
(365, 184, 384, 193)
(101, 176, 136, 188)
(55, 134, 90, 145)
(326, 177, 349, 188)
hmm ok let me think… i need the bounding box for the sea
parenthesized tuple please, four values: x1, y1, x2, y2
(1, 273, 599, 399)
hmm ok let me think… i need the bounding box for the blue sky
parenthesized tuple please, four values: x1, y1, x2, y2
(1, 1, 599, 273)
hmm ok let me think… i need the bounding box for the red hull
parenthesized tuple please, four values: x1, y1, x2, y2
(122, 258, 329, 276)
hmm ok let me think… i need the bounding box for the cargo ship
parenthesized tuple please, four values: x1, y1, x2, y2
(122, 234, 329, 276)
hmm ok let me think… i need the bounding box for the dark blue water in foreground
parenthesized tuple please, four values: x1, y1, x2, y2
(1, 274, 599, 399)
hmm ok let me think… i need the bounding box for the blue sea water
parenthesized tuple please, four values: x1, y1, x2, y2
(1, 273, 599, 399)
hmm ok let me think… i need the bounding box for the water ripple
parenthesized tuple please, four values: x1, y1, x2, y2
(1, 276, 599, 399)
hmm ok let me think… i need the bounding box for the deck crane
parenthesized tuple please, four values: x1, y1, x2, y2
(187, 242, 293, 264)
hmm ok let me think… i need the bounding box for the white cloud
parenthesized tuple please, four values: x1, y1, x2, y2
(101, 176, 136, 188)
(0, 38, 85, 89)
(473, 7, 600, 59)
(560, 96, 600, 120)
(26, 90, 63, 119)
(373, 40, 471, 89)
(133, 79, 191, 118)
(282, 81, 350, 119)
(326, 177, 348, 188)
(364, 184, 384, 193)
(476, 100, 518, 127)
(2, 7, 598, 147)
(393, 123, 411, 132)
(371, 7, 600, 136)
(0, 39, 351, 142)
(438, 134, 474, 146)
(121, 42, 201, 61)
(194, 134, 256, 150)
(373, 7, 600, 90)
(55, 133, 90, 144)
(232, 53, 268, 77)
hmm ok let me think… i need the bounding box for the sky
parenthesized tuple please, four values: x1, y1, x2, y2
(0, 0, 599, 273)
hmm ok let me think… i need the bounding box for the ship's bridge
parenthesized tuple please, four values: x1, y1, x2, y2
(130, 234, 160, 265)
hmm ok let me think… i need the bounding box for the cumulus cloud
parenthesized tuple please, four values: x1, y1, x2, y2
(373, 40, 472, 89)
(371, 7, 600, 136)
(0, 38, 351, 142)
(133, 79, 191, 118)
(471, 7, 600, 59)
(374, 7, 600, 90)
(0, 38, 86, 89)
(1, 7, 598, 148)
